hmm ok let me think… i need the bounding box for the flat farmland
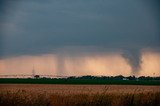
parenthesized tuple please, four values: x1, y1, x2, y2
(0, 84, 160, 94)
(0, 84, 160, 106)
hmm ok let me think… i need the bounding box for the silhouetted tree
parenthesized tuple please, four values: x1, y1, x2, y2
(34, 75, 40, 79)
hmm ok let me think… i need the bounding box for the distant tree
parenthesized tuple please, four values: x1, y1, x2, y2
(138, 76, 155, 81)
(34, 75, 40, 79)
(101, 76, 110, 80)
(114, 75, 124, 80)
(126, 76, 136, 80)
(81, 75, 93, 79)
(67, 76, 76, 79)
(138, 76, 145, 80)
(154, 77, 160, 80)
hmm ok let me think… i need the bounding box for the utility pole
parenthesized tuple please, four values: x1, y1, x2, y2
(32, 66, 35, 78)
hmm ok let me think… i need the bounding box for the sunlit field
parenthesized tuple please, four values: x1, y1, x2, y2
(0, 84, 160, 106)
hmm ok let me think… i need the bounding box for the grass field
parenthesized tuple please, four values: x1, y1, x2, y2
(0, 84, 160, 106)
(0, 78, 160, 85)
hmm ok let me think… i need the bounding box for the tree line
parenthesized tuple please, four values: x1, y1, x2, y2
(66, 75, 160, 81)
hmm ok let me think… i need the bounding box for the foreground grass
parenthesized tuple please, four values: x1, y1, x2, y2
(0, 90, 160, 106)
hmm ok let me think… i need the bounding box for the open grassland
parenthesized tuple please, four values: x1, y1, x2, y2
(0, 84, 160, 106)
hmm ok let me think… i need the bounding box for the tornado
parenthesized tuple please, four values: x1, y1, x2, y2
(122, 49, 142, 74)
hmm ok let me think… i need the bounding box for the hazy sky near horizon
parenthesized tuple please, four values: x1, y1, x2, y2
(0, 0, 160, 76)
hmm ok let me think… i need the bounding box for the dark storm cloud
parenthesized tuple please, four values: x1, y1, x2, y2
(0, 0, 160, 72)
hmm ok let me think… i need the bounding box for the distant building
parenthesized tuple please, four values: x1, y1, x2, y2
(123, 78, 129, 80)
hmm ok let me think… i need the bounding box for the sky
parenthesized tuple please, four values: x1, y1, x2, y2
(0, 0, 160, 76)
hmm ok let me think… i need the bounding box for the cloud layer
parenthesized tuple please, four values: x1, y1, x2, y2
(1, 0, 160, 57)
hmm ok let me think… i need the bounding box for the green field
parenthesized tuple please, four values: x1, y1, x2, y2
(0, 78, 160, 85)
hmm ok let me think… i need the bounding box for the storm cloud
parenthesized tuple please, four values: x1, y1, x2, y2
(0, 0, 160, 75)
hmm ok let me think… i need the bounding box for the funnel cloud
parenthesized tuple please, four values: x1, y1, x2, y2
(122, 50, 142, 74)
